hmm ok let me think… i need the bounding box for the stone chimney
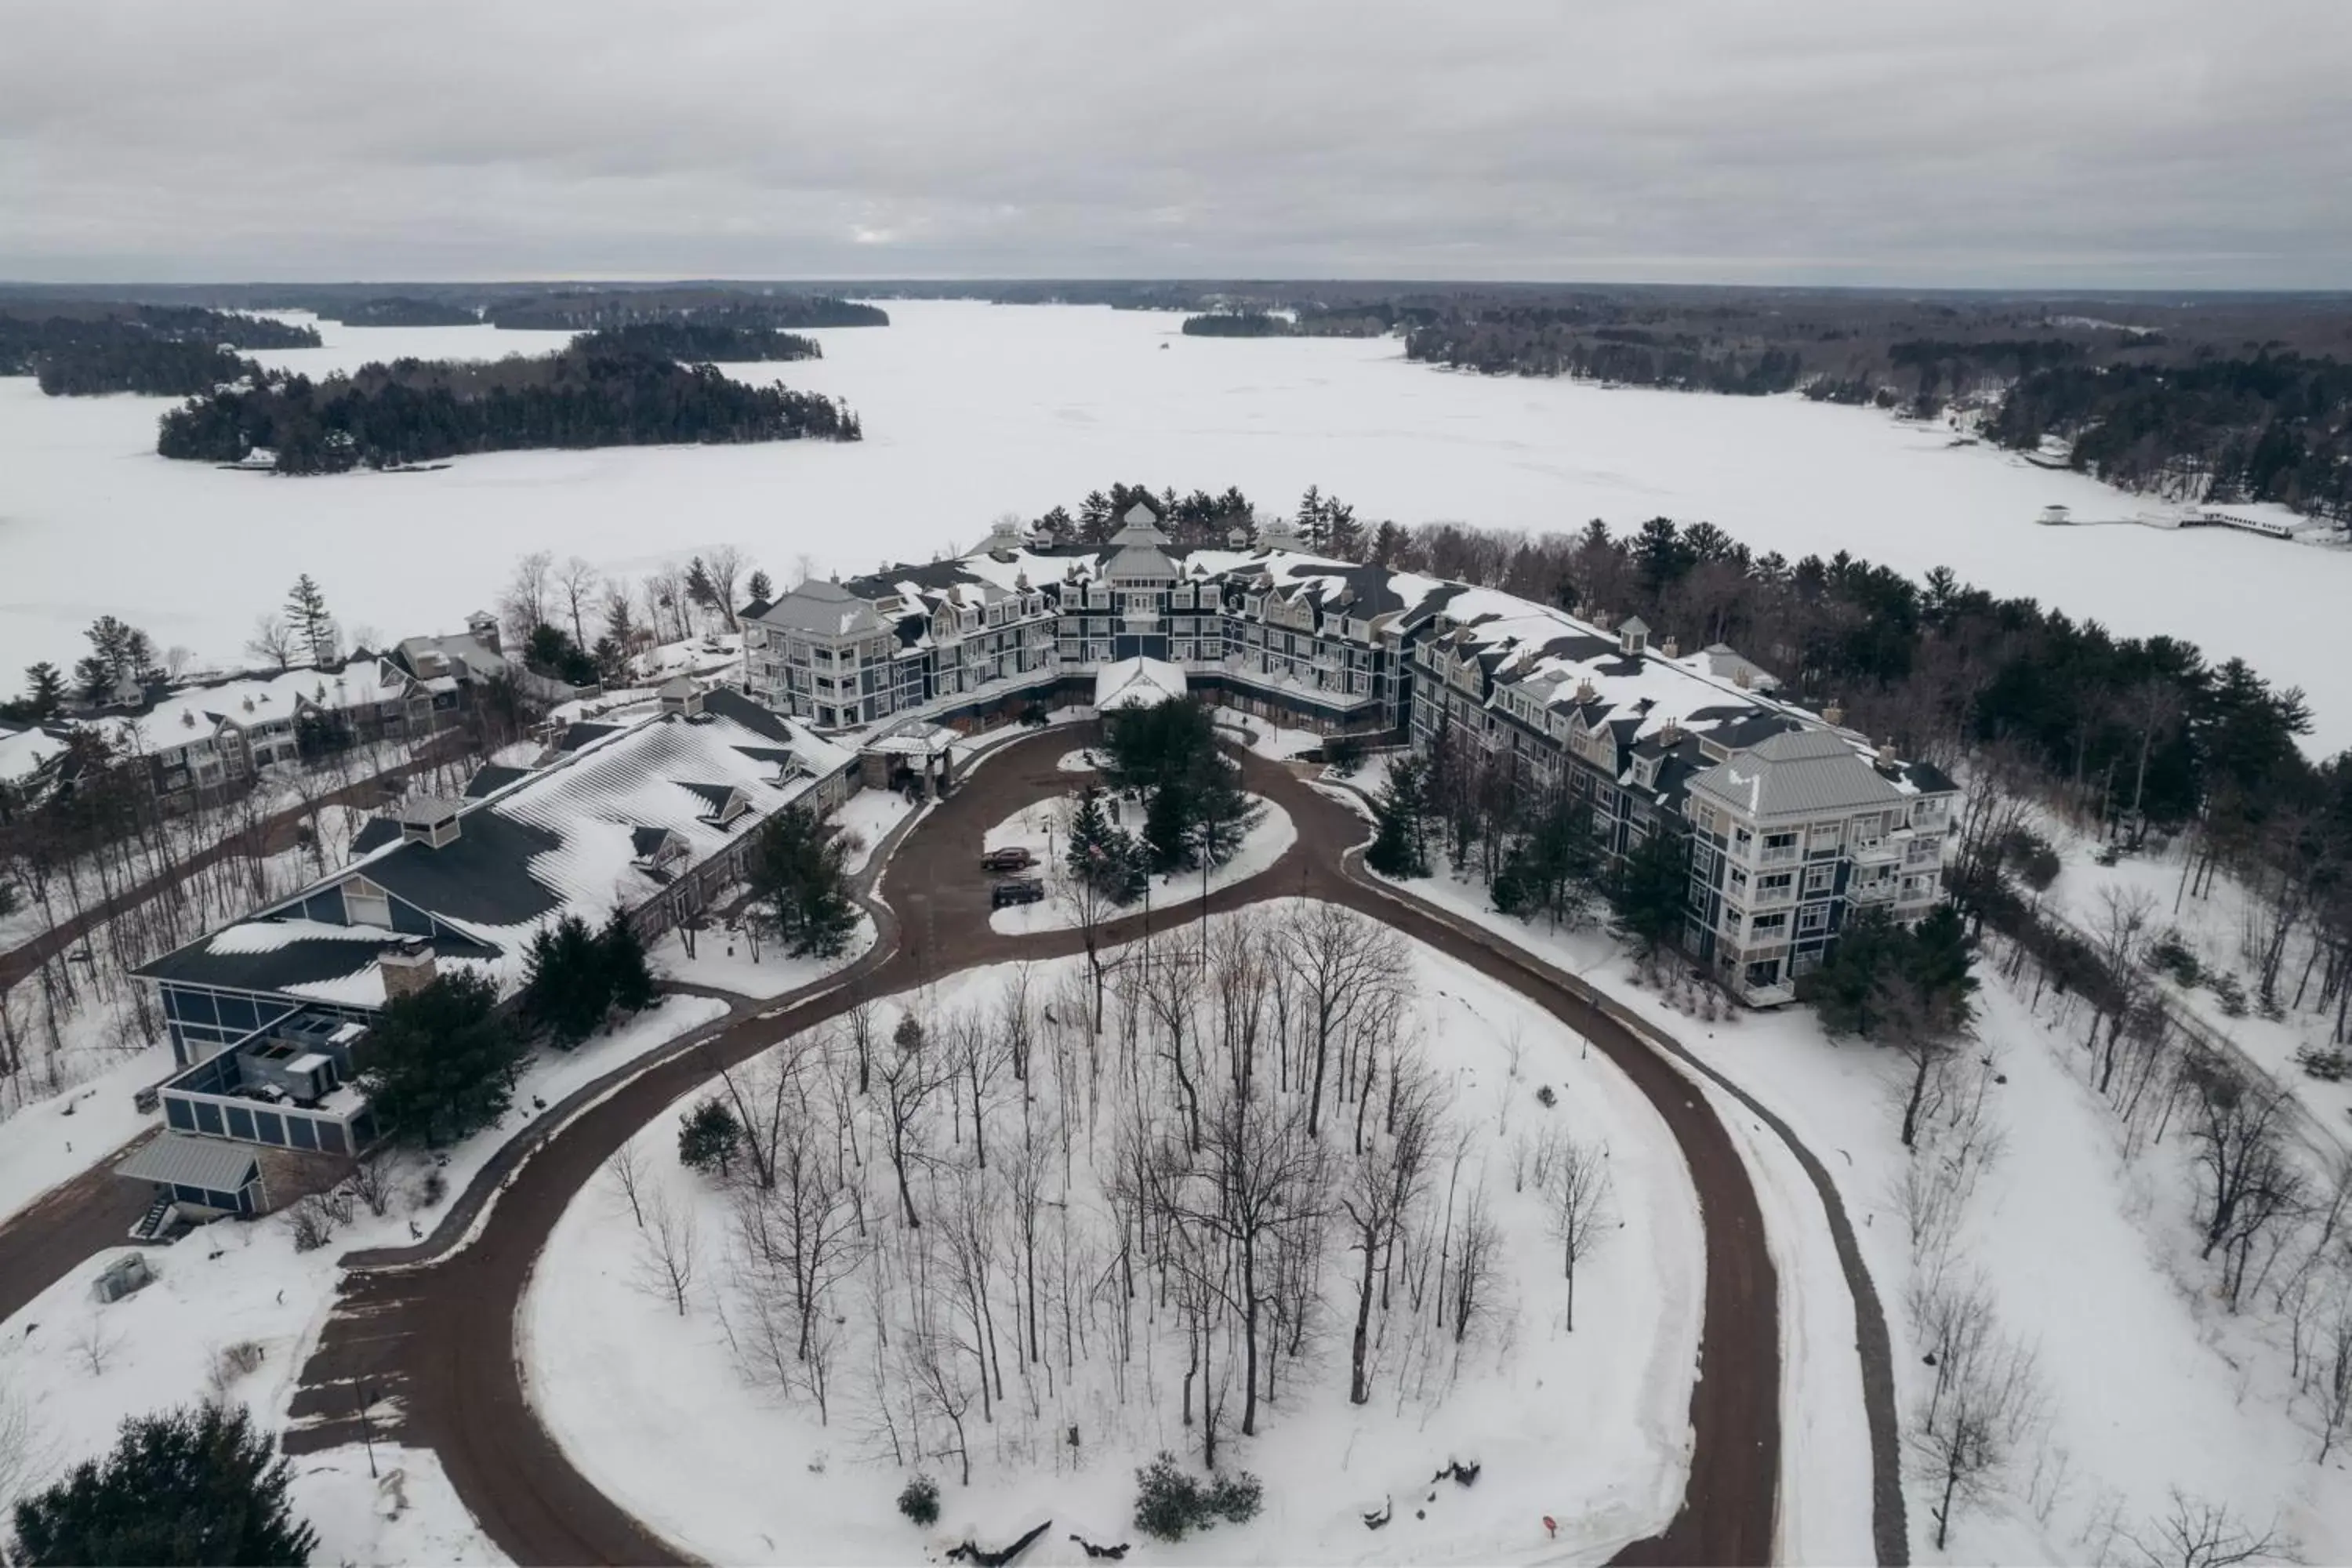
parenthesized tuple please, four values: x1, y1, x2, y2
(1658, 716, 1683, 747)
(379, 938, 437, 1000)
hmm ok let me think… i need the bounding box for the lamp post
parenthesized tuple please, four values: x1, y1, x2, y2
(354, 1378, 378, 1479)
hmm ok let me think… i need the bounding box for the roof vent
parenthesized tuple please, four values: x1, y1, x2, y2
(397, 797, 463, 849)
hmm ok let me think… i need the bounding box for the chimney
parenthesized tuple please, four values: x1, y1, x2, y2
(379, 938, 437, 1000)
(1733, 665, 1753, 690)
(1823, 699, 1845, 727)
(1659, 716, 1683, 746)
(1876, 737, 1899, 767)
(1575, 677, 1599, 703)
(466, 612, 501, 655)
(1662, 635, 1680, 659)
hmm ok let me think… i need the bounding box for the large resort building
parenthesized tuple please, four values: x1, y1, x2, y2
(748, 504, 1956, 1004)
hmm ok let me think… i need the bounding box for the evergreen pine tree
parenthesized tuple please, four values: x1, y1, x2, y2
(1610, 827, 1690, 955)
(521, 914, 612, 1045)
(358, 971, 526, 1146)
(745, 568, 774, 604)
(284, 573, 336, 667)
(11, 1403, 316, 1567)
(1144, 775, 1192, 873)
(677, 1096, 742, 1178)
(746, 804, 858, 956)
(20, 660, 66, 720)
(1366, 753, 1431, 878)
(601, 910, 659, 1012)
(1295, 485, 1325, 551)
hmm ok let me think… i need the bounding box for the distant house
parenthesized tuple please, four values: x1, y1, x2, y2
(394, 612, 593, 711)
(130, 685, 855, 1163)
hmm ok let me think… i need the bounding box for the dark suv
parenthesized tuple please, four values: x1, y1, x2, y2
(991, 878, 1046, 909)
(980, 846, 1037, 873)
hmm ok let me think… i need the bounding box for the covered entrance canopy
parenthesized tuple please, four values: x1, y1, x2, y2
(114, 1133, 264, 1217)
(1094, 657, 1188, 712)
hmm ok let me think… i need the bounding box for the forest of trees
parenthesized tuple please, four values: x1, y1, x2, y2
(578, 322, 822, 361)
(1181, 311, 1297, 338)
(324, 296, 481, 327)
(1989, 353, 2352, 521)
(0, 303, 317, 396)
(1406, 309, 1807, 394)
(484, 291, 888, 332)
(154, 338, 862, 473)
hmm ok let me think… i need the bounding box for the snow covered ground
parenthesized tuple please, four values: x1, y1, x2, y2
(653, 917, 875, 1001)
(0, 1043, 169, 1227)
(3, 302, 2348, 749)
(1376, 862, 2352, 1563)
(982, 793, 1297, 935)
(0, 993, 728, 1559)
(521, 925, 1704, 1565)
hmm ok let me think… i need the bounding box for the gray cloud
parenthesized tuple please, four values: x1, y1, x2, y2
(4, 0, 2347, 285)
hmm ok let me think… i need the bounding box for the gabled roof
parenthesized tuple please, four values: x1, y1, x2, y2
(1686, 729, 1909, 821)
(758, 578, 884, 638)
(136, 702, 855, 1011)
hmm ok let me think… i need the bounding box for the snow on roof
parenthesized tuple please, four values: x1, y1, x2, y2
(137, 689, 855, 1010)
(113, 660, 412, 749)
(0, 723, 67, 786)
(1094, 657, 1189, 711)
(1686, 729, 1909, 820)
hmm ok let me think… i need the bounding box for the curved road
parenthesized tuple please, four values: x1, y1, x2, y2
(285, 729, 1799, 1564)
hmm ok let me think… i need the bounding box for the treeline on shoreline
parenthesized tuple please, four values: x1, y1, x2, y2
(579, 321, 822, 361)
(154, 337, 861, 474)
(0, 304, 319, 396)
(482, 291, 887, 332)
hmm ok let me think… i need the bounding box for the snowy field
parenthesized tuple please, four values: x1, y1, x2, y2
(982, 793, 1297, 935)
(1374, 862, 2352, 1563)
(521, 916, 1704, 1565)
(2, 302, 2348, 750)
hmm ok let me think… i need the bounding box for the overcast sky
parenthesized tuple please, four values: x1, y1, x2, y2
(5, 0, 2348, 289)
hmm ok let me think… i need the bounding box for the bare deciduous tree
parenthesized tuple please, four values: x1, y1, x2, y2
(2127, 1487, 2296, 1568)
(607, 1137, 648, 1228)
(556, 557, 602, 648)
(1907, 1313, 2047, 1552)
(1538, 1127, 1612, 1330)
(244, 613, 298, 671)
(637, 1183, 700, 1316)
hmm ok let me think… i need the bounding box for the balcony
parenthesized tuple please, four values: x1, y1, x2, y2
(1851, 837, 1901, 864)
(1757, 844, 1800, 866)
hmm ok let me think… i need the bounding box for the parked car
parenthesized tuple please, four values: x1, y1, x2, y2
(991, 877, 1046, 909)
(980, 846, 1037, 873)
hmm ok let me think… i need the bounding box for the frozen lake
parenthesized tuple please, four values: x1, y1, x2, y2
(0, 299, 2343, 750)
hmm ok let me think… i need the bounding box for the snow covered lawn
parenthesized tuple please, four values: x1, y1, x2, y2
(0, 993, 728, 1559)
(653, 919, 875, 1001)
(982, 794, 1297, 935)
(1057, 748, 1104, 774)
(520, 922, 1703, 1565)
(835, 786, 917, 876)
(1375, 862, 2352, 1563)
(0, 1043, 171, 1229)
